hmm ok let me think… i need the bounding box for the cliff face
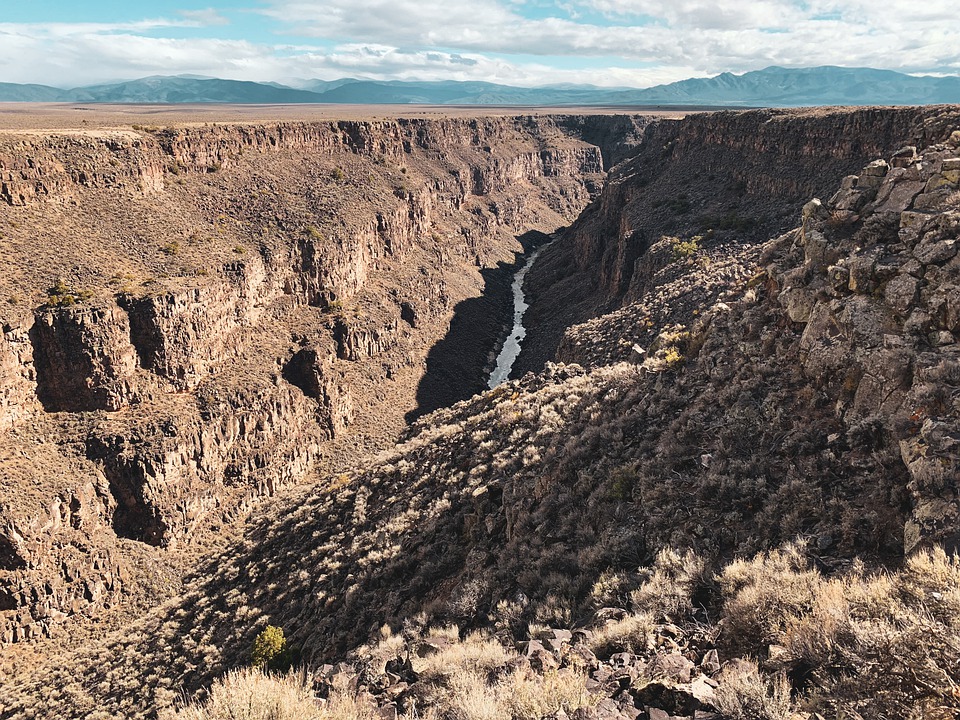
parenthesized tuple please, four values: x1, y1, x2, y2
(518, 105, 960, 373)
(7, 124, 958, 720)
(0, 114, 632, 645)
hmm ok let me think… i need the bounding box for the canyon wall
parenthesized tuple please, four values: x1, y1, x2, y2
(519, 105, 960, 373)
(7, 126, 959, 720)
(0, 114, 632, 645)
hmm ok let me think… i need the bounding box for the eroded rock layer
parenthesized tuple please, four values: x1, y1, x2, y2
(519, 105, 960, 374)
(2, 109, 958, 720)
(0, 115, 643, 645)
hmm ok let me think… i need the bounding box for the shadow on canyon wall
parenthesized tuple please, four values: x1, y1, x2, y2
(406, 230, 552, 422)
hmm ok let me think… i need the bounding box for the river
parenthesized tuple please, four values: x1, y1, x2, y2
(487, 241, 551, 388)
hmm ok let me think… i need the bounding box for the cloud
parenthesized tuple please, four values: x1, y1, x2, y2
(0, 1, 958, 89)
(260, 0, 960, 74)
(178, 8, 231, 26)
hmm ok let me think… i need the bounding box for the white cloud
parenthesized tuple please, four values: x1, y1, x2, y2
(260, 0, 960, 74)
(0, 1, 958, 89)
(178, 8, 231, 26)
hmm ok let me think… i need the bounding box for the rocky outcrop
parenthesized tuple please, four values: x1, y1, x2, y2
(0, 321, 36, 432)
(0, 114, 622, 644)
(0, 474, 124, 644)
(769, 136, 960, 553)
(519, 105, 960, 375)
(121, 269, 270, 390)
(30, 303, 141, 411)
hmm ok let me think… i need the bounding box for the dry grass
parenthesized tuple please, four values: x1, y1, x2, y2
(160, 668, 324, 720)
(712, 660, 793, 720)
(719, 545, 960, 717)
(586, 613, 655, 658)
(630, 547, 711, 620)
(413, 630, 594, 720)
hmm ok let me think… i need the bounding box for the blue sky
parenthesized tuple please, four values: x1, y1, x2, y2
(1, 0, 958, 88)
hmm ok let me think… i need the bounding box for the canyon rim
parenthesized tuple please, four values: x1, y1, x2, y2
(0, 100, 958, 720)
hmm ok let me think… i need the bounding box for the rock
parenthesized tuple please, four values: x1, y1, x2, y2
(416, 637, 451, 657)
(650, 653, 696, 683)
(543, 628, 574, 651)
(861, 159, 890, 178)
(847, 253, 878, 293)
(689, 675, 717, 704)
(802, 198, 829, 222)
(884, 274, 921, 315)
(632, 681, 700, 717)
(524, 638, 548, 655)
(827, 264, 850, 292)
(630, 344, 647, 363)
(874, 180, 925, 214)
(781, 288, 817, 323)
(765, 644, 793, 670)
(529, 647, 559, 673)
(890, 145, 918, 168)
(802, 228, 836, 270)
(700, 649, 721, 675)
(914, 238, 957, 265)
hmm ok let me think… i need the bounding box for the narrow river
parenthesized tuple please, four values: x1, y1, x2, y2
(487, 241, 551, 388)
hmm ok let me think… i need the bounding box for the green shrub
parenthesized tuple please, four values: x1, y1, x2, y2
(251, 625, 293, 672)
(45, 278, 93, 307)
(669, 234, 701, 260)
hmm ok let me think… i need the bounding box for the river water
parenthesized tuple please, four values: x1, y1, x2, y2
(487, 242, 551, 388)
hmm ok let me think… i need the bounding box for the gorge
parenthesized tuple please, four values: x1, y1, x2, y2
(0, 103, 959, 719)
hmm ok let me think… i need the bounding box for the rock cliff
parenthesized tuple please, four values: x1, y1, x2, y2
(0, 114, 634, 646)
(3, 109, 958, 720)
(519, 105, 960, 373)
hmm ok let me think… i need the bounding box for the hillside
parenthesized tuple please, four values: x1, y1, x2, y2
(0, 106, 958, 719)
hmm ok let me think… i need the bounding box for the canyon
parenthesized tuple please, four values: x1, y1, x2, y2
(0, 103, 958, 719)
(0, 112, 646, 648)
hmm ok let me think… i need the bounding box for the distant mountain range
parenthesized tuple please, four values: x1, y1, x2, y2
(1, 66, 958, 107)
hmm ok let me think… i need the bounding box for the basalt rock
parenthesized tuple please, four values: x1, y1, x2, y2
(0, 113, 626, 644)
(519, 105, 960, 375)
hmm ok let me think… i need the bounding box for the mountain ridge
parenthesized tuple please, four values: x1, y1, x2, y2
(1, 66, 958, 106)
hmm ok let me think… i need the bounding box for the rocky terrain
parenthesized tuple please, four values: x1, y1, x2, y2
(0, 113, 651, 650)
(1, 105, 959, 719)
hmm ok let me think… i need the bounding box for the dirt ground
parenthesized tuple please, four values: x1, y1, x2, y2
(0, 102, 694, 132)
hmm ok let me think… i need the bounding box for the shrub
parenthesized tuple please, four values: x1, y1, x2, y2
(587, 613, 654, 658)
(712, 661, 794, 720)
(160, 667, 377, 720)
(669, 234, 701, 260)
(251, 626, 293, 672)
(719, 541, 821, 654)
(631, 547, 711, 620)
(45, 278, 94, 307)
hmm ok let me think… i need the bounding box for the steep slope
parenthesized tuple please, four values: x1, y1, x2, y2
(0, 114, 651, 648)
(3, 116, 958, 719)
(519, 105, 960, 374)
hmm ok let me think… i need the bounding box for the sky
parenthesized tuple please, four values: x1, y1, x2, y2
(0, 0, 958, 89)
